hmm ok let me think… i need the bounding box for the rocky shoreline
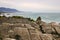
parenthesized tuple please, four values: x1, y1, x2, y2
(0, 16, 60, 40)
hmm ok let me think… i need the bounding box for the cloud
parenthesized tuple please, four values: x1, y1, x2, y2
(0, 0, 60, 12)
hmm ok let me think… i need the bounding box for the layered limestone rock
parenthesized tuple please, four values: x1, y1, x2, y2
(0, 16, 60, 40)
(1, 23, 54, 40)
(3, 38, 16, 40)
(13, 27, 42, 40)
(40, 34, 55, 40)
(54, 26, 60, 34)
(14, 27, 31, 40)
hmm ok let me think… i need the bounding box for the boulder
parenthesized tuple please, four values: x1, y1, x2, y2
(40, 34, 54, 40)
(14, 27, 31, 40)
(28, 29, 42, 40)
(13, 27, 42, 40)
(54, 26, 60, 34)
(40, 24, 53, 34)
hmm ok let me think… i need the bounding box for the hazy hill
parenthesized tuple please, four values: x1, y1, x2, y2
(0, 7, 20, 13)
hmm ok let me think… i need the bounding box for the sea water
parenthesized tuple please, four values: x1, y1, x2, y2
(6, 12, 60, 23)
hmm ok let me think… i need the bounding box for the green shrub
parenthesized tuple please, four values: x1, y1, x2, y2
(27, 18, 35, 22)
(12, 16, 24, 18)
(0, 16, 6, 18)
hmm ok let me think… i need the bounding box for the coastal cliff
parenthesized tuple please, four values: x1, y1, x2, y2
(0, 16, 60, 40)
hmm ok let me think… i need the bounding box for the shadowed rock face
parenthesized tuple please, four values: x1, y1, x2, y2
(14, 35, 21, 40)
(0, 17, 60, 40)
(36, 16, 41, 25)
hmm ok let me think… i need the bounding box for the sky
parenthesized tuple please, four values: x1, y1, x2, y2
(0, 0, 60, 12)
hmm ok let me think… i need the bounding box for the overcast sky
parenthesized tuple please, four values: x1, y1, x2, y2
(0, 0, 60, 12)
